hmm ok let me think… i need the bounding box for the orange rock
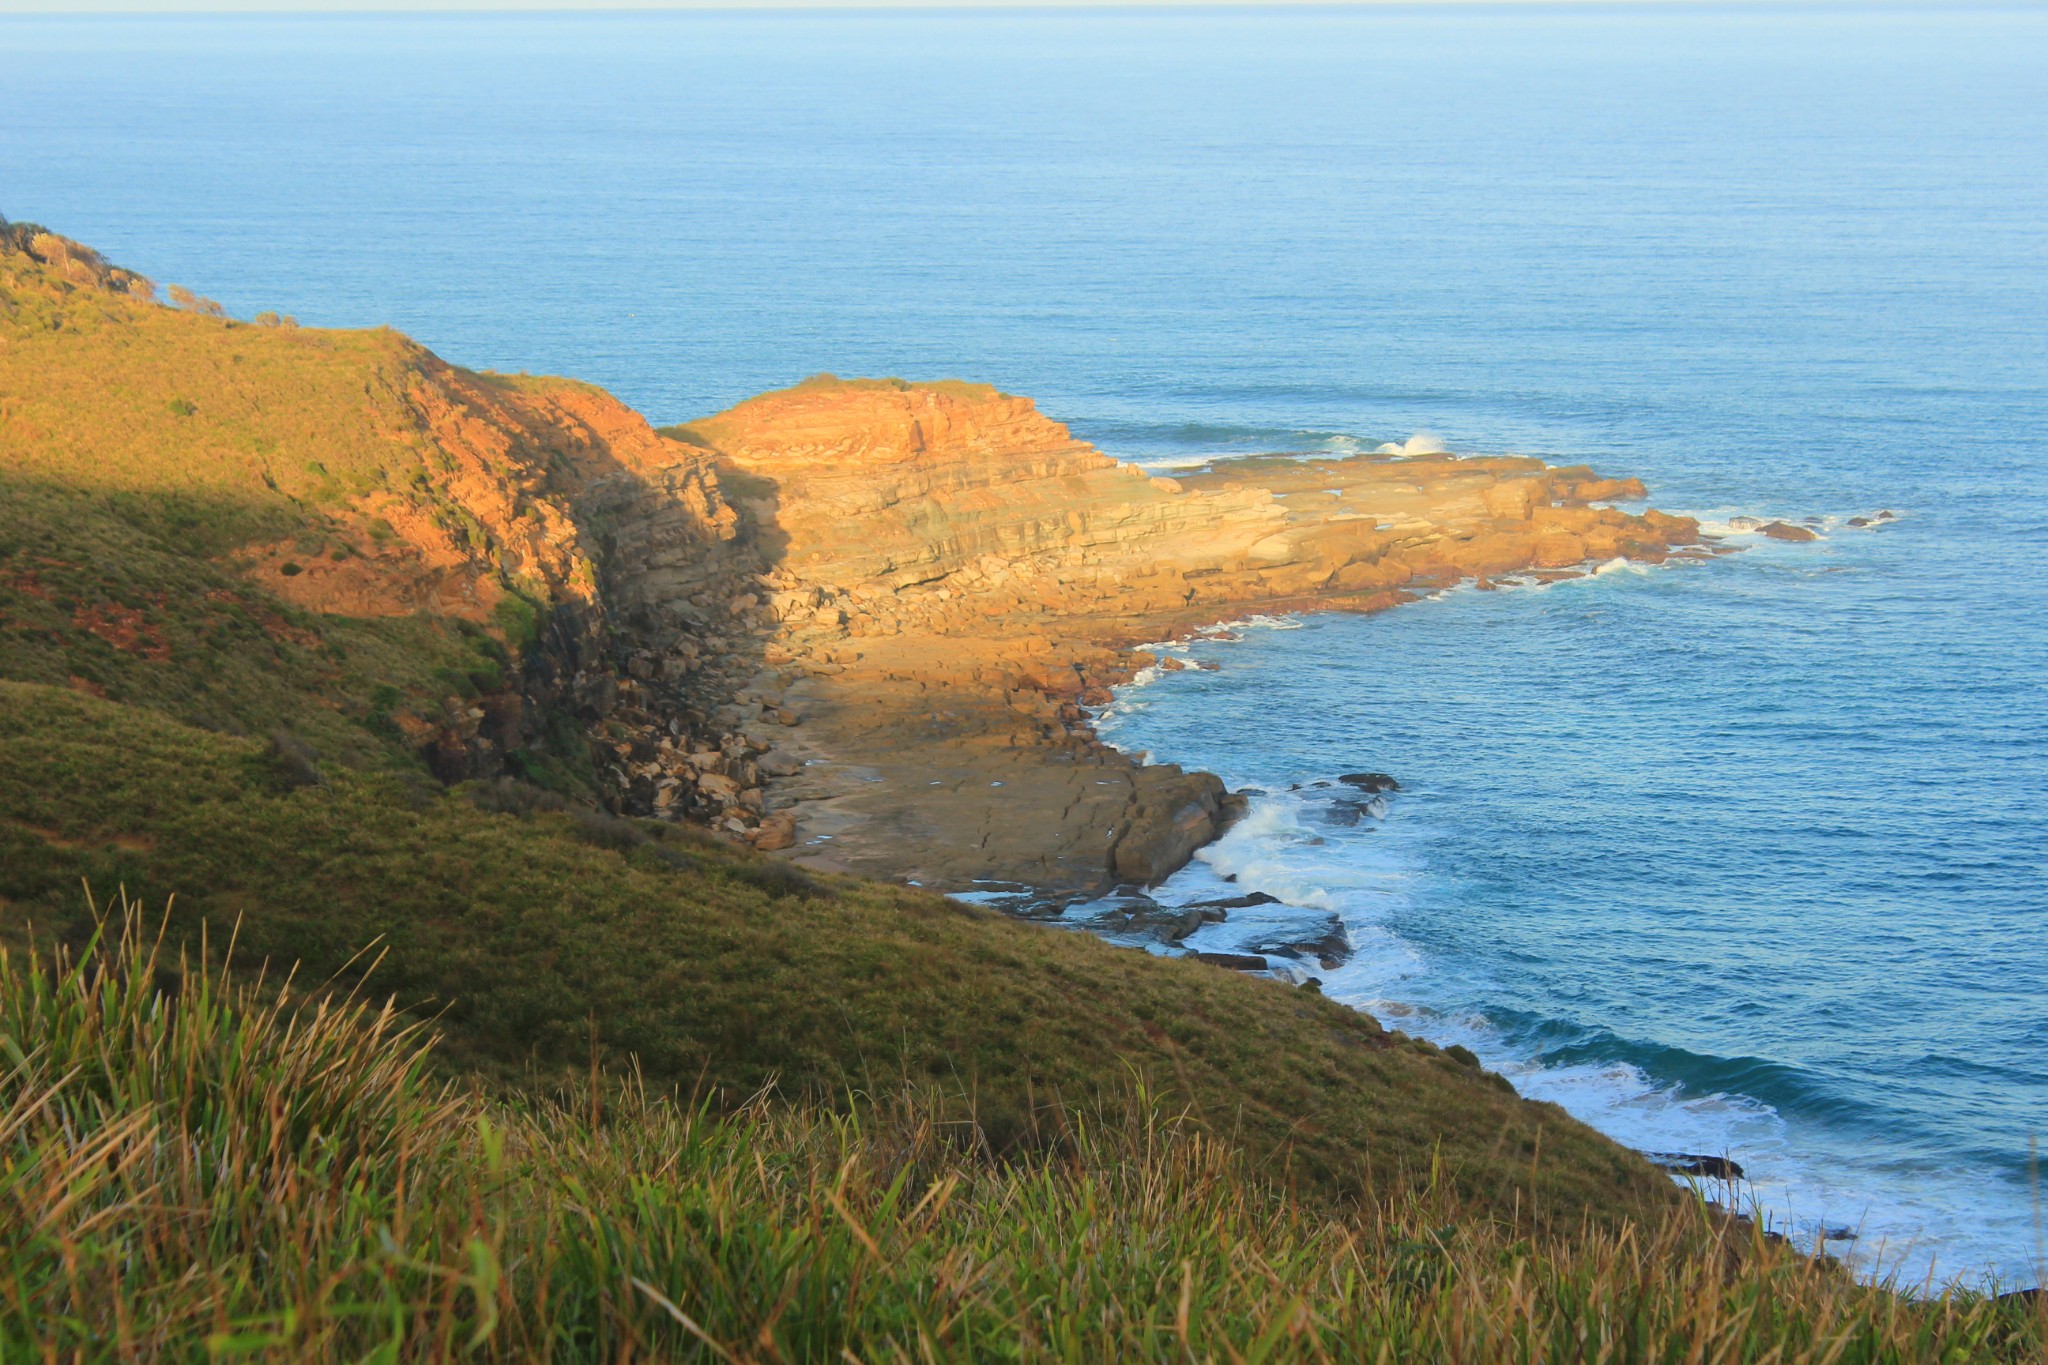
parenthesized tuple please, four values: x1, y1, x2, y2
(631, 379, 1701, 898)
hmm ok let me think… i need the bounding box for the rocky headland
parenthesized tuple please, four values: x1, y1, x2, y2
(267, 368, 1702, 907)
(619, 377, 1705, 901)
(0, 222, 1704, 912)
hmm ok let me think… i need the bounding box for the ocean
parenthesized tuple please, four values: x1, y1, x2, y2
(4, 1, 2042, 1286)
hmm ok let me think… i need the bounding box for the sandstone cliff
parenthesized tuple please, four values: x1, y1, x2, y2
(626, 376, 1702, 897)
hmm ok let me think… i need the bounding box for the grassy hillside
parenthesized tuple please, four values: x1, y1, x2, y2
(0, 222, 1682, 1233)
(0, 221, 540, 768)
(0, 477, 521, 772)
(0, 680, 1675, 1228)
(7, 911, 2037, 1361)
(0, 218, 709, 802)
(2, 219, 458, 552)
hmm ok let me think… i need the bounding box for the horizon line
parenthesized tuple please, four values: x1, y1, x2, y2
(0, 0, 1971, 14)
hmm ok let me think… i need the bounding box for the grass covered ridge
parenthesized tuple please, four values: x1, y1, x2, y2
(6, 903, 2039, 1362)
(0, 680, 1675, 1227)
(0, 217, 716, 796)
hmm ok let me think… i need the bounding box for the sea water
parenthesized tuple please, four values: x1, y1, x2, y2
(3, 2, 2042, 1285)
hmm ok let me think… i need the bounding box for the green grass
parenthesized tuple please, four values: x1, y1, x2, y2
(0, 234, 446, 547)
(0, 476, 519, 773)
(5, 902, 2039, 1362)
(0, 225, 607, 790)
(0, 680, 1678, 1232)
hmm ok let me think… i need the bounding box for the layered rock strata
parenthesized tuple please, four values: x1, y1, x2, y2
(605, 377, 1703, 898)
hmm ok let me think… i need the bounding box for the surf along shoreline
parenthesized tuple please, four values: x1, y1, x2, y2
(638, 378, 1722, 914)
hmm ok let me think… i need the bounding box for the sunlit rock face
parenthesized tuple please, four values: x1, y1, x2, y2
(629, 378, 1697, 897)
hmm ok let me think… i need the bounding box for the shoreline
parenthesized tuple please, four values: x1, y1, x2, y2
(1076, 548, 2045, 1291)
(612, 378, 1711, 905)
(765, 558, 1726, 909)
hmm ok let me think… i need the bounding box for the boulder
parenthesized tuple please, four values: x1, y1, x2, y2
(751, 811, 798, 851)
(757, 748, 805, 778)
(1337, 772, 1400, 794)
(1759, 521, 1818, 542)
(1109, 771, 1230, 886)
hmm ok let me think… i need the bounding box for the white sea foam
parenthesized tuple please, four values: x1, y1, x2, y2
(1090, 565, 2033, 1287)
(1129, 431, 1410, 475)
(1374, 431, 1447, 456)
(1133, 452, 1227, 472)
(1679, 505, 1904, 540)
(1103, 760, 2030, 1286)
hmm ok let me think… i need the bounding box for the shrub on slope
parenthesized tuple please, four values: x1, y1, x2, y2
(0, 478, 530, 772)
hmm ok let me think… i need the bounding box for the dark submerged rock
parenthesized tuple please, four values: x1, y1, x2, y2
(1109, 896, 1228, 944)
(1338, 771, 1401, 794)
(1191, 951, 1268, 972)
(1189, 891, 1281, 910)
(1648, 1152, 1746, 1181)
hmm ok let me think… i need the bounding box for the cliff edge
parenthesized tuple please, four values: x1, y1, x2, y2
(637, 376, 1700, 898)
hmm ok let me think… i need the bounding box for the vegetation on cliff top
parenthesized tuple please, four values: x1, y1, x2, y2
(0, 219, 637, 796)
(658, 372, 1009, 451)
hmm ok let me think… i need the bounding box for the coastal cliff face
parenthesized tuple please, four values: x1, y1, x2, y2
(0, 224, 1697, 901)
(681, 376, 1688, 639)
(0, 222, 751, 787)
(623, 377, 1702, 897)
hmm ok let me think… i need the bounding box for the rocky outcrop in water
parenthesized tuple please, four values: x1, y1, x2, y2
(587, 377, 1708, 896)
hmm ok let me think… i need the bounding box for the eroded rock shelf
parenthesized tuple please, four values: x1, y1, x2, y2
(595, 378, 1706, 900)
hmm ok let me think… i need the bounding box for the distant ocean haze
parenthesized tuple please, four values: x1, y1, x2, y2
(4, 2, 2043, 1284)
